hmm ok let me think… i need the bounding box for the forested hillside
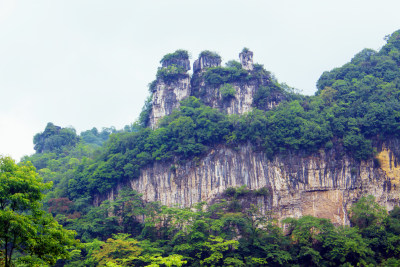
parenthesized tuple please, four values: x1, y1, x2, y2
(12, 30, 400, 266)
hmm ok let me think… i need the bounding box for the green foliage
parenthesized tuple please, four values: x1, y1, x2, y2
(0, 156, 79, 266)
(224, 185, 250, 198)
(223, 185, 270, 199)
(225, 60, 242, 69)
(57, 187, 400, 266)
(67, 93, 337, 197)
(28, 30, 400, 204)
(138, 95, 153, 128)
(18, 29, 400, 266)
(350, 195, 387, 229)
(91, 234, 142, 266)
(253, 84, 282, 109)
(32, 27, 400, 202)
(81, 127, 115, 147)
(148, 79, 158, 93)
(160, 50, 189, 64)
(220, 83, 236, 100)
(284, 215, 374, 266)
(315, 31, 400, 156)
(156, 65, 187, 83)
(343, 133, 373, 160)
(203, 66, 249, 86)
(199, 50, 221, 61)
(33, 122, 80, 153)
(202, 62, 274, 88)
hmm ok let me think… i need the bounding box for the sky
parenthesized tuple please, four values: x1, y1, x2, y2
(0, 0, 399, 161)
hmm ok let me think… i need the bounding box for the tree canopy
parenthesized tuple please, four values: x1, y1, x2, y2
(0, 156, 79, 266)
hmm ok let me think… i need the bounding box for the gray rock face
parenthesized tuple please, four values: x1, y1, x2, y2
(149, 49, 282, 128)
(196, 80, 283, 114)
(97, 142, 400, 225)
(239, 50, 254, 71)
(148, 76, 191, 128)
(94, 49, 400, 226)
(193, 56, 222, 73)
(162, 58, 191, 72)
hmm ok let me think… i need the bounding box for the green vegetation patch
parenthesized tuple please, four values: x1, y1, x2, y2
(156, 65, 187, 83)
(220, 83, 236, 100)
(199, 50, 221, 61)
(203, 66, 249, 86)
(160, 49, 189, 64)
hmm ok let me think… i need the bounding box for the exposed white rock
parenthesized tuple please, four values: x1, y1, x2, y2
(239, 50, 254, 71)
(94, 143, 400, 225)
(148, 76, 191, 129)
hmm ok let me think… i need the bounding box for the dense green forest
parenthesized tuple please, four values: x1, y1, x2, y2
(2, 30, 400, 266)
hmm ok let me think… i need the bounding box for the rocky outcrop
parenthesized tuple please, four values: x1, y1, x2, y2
(95, 142, 400, 225)
(149, 49, 284, 128)
(195, 79, 283, 115)
(191, 50, 285, 114)
(148, 76, 191, 128)
(193, 54, 222, 73)
(239, 49, 254, 71)
(95, 48, 400, 226)
(162, 58, 191, 72)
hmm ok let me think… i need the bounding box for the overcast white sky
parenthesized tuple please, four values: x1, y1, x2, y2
(1, 0, 399, 161)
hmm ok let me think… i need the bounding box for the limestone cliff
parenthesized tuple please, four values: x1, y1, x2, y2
(193, 53, 221, 73)
(192, 79, 283, 115)
(98, 48, 400, 225)
(239, 49, 254, 71)
(98, 141, 400, 225)
(148, 75, 190, 128)
(190, 50, 285, 115)
(148, 49, 286, 128)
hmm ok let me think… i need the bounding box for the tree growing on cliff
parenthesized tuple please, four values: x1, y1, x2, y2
(0, 156, 79, 266)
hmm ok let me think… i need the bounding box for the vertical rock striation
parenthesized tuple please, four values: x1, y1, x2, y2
(148, 76, 191, 128)
(162, 58, 191, 72)
(193, 53, 222, 73)
(148, 49, 286, 128)
(148, 54, 191, 128)
(104, 142, 399, 225)
(192, 49, 285, 115)
(239, 49, 254, 71)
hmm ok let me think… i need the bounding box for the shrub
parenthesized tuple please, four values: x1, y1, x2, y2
(199, 50, 221, 61)
(138, 95, 153, 127)
(253, 84, 282, 109)
(148, 80, 157, 93)
(241, 47, 250, 53)
(325, 141, 333, 149)
(203, 67, 248, 86)
(225, 60, 242, 69)
(220, 84, 236, 100)
(156, 65, 187, 83)
(254, 187, 270, 196)
(160, 50, 189, 64)
(223, 186, 250, 199)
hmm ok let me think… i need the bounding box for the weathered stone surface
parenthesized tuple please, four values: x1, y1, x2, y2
(194, 80, 284, 114)
(98, 142, 400, 225)
(149, 49, 283, 128)
(193, 56, 222, 73)
(239, 50, 254, 71)
(97, 50, 400, 225)
(148, 76, 191, 128)
(162, 58, 191, 72)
